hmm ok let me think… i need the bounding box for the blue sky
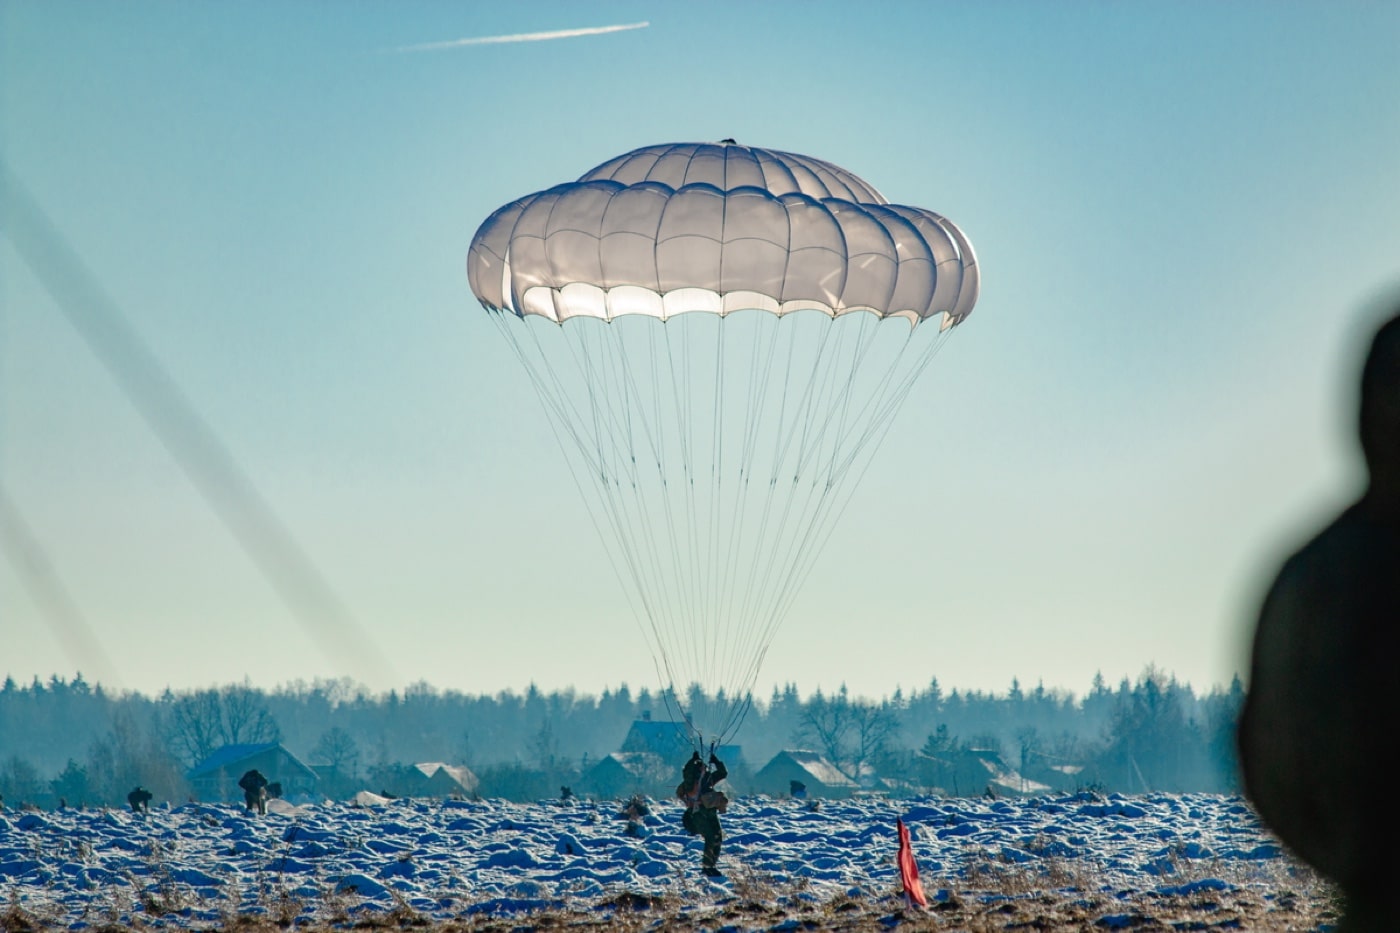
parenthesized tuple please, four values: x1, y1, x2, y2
(3, 2, 1398, 702)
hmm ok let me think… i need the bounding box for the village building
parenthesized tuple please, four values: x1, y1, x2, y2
(600, 713, 746, 797)
(579, 751, 671, 799)
(752, 749, 858, 798)
(918, 746, 1053, 797)
(377, 762, 480, 799)
(187, 743, 318, 802)
(622, 712, 744, 771)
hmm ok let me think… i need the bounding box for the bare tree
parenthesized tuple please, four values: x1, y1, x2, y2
(312, 727, 361, 777)
(163, 686, 280, 766)
(221, 684, 279, 748)
(795, 689, 853, 776)
(165, 691, 225, 765)
(794, 688, 900, 782)
(847, 700, 900, 782)
(86, 708, 188, 806)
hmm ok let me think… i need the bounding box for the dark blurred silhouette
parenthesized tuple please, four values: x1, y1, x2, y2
(238, 769, 269, 815)
(1239, 301, 1400, 933)
(127, 786, 152, 814)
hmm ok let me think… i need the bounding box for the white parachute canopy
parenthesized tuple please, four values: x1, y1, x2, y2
(468, 141, 979, 748)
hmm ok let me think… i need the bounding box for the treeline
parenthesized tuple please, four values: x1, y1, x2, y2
(0, 667, 1245, 807)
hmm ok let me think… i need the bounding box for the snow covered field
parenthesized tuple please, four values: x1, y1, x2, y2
(1, 791, 1333, 930)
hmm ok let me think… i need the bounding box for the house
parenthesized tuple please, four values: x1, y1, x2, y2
(619, 714, 744, 771)
(752, 749, 858, 798)
(373, 762, 480, 799)
(404, 763, 480, 798)
(188, 743, 318, 802)
(1020, 751, 1089, 794)
(579, 751, 671, 799)
(917, 747, 1052, 798)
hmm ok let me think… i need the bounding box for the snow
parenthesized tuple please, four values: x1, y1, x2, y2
(0, 791, 1295, 927)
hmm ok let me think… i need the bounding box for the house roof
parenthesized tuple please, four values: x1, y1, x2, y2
(188, 742, 280, 777)
(594, 751, 666, 778)
(620, 720, 744, 764)
(622, 719, 691, 753)
(759, 749, 857, 787)
(412, 762, 479, 790)
(187, 742, 317, 780)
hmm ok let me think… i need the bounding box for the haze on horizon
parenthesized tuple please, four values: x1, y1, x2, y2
(2, 2, 1397, 705)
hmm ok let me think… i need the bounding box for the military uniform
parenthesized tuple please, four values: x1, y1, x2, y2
(679, 752, 728, 876)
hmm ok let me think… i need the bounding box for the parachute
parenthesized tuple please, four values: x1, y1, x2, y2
(468, 141, 979, 749)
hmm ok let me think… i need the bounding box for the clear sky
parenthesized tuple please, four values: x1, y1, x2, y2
(3, 1, 1398, 703)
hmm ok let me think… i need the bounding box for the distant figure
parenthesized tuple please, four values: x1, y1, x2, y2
(127, 786, 152, 814)
(617, 794, 648, 837)
(560, 785, 574, 801)
(1239, 303, 1400, 933)
(677, 750, 729, 877)
(789, 780, 807, 799)
(238, 769, 269, 815)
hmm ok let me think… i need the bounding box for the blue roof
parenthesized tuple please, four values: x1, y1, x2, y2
(621, 720, 743, 763)
(187, 742, 281, 777)
(624, 719, 690, 751)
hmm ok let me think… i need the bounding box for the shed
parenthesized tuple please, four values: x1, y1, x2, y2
(918, 747, 1052, 798)
(753, 749, 858, 798)
(404, 762, 480, 798)
(580, 751, 670, 799)
(372, 762, 479, 799)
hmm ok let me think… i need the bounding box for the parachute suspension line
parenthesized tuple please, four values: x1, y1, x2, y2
(652, 323, 706, 697)
(752, 314, 882, 646)
(730, 314, 854, 672)
(736, 359, 842, 669)
(749, 323, 911, 663)
(593, 318, 702, 711)
(724, 315, 790, 738)
(489, 313, 680, 701)
(738, 314, 840, 634)
(726, 316, 947, 708)
(663, 319, 707, 721)
(701, 314, 723, 693)
(595, 324, 682, 681)
(770, 313, 902, 617)
(744, 324, 953, 677)
(819, 311, 886, 488)
(716, 314, 783, 727)
(633, 321, 709, 705)
(493, 303, 952, 752)
(507, 312, 702, 709)
(722, 317, 801, 703)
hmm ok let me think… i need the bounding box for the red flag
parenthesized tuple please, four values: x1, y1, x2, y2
(896, 817, 928, 909)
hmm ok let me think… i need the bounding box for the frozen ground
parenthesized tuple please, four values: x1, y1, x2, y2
(0, 791, 1333, 930)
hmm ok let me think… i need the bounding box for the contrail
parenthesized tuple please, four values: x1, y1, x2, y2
(391, 21, 649, 53)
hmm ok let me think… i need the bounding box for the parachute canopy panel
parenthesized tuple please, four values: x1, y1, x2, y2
(468, 141, 979, 328)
